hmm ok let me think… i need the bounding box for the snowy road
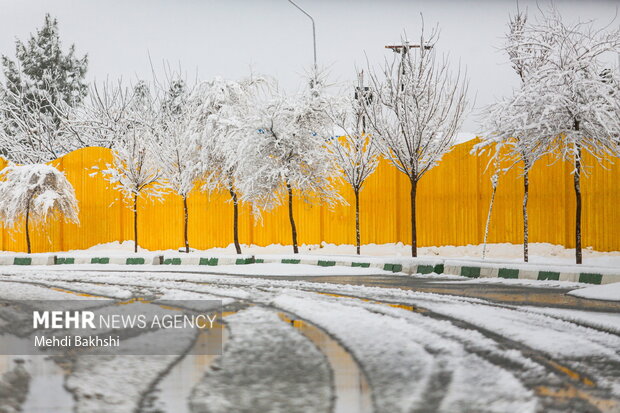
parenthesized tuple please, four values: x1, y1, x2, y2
(0, 266, 618, 413)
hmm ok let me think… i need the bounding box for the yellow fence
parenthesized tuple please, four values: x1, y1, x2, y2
(1, 139, 619, 252)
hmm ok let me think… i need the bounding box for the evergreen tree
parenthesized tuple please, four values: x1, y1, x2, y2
(0, 13, 88, 163)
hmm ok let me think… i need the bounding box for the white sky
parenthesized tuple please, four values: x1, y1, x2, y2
(0, 0, 618, 132)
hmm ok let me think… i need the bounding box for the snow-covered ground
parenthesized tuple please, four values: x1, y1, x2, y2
(568, 282, 620, 302)
(0, 266, 618, 412)
(185, 263, 395, 277)
(4, 240, 616, 268)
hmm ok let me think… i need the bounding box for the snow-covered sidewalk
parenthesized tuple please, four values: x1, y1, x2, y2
(3, 240, 619, 266)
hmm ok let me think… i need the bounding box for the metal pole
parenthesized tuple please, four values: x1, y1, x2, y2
(288, 0, 317, 73)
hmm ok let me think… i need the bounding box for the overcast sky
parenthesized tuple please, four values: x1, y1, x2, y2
(0, 0, 618, 132)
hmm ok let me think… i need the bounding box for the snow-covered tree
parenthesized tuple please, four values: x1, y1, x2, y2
(478, 8, 553, 262)
(0, 14, 88, 163)
(153, 77, 201, 253)
(70, 79, 135, 149)
(0, 163, 79, 253)
(196, 77, 262, 254)
(364, 29, 469, 257)
(235, 74, 342, 254)
(100, 81, 166, 253)
(488, 8, 620, 264)
(327, 71, 378, 255)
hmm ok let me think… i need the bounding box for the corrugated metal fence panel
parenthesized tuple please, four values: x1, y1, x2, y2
(1, 140, 619, 252)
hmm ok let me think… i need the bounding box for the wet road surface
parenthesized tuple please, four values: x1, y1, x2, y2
(0, 268, 618, 413)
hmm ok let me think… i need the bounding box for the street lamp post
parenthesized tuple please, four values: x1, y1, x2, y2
(288, 0, 317, 74)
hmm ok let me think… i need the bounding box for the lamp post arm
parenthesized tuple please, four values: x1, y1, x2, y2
(288, 0, 317, 72)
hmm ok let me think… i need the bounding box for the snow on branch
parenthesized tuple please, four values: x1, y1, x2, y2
(195, 76, 265, 199)
(326, 74, 379, 193)
(0, 163, 79, 226)
(100, 81, 167, 208)
(233, 73, 343, 215)
(364, 28, 470, 183)
(481, 6, 620, 174)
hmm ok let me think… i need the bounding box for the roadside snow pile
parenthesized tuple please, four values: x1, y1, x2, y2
(203, 242, 620, 264)
(75, 240, 151, 254)
(568, 282, 620, 302)
(32, 241, 620, 267)
(1, 241, 618, 269)
(204, 263, 395, 277)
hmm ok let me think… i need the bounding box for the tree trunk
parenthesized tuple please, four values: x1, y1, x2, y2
(133, 193, 138, 253)
(355, 188, 361, 255)
(483, 180, 498, 260)
(183, 195, 189, 253)
(410, 179, 417, 257)
(286, 181, 299, 254)
(574, 144, 582, 265)
(523, 169, 529, 263)
(228, 187, 242, 255)
(25, 203, 31, 254)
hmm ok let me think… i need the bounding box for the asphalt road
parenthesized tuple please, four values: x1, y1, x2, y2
(0, 268, 618, 413)
(260, 274, 620, 312)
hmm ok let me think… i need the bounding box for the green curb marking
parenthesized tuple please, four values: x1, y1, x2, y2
(461, 266, 481, 278)
(498, 268, 519, 279)
(383, 263, 402, 272)
(537, 271, 560, 281)
(318, 260, 336, 267)
(14, 257, 31, 265)
(579, 273, 603, 285)
(33, 254, 607, 287)
(199, 258, 219, 266)
(417, 264, 434, 274)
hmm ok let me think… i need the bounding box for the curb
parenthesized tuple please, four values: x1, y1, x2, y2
(0, 255, 57, 266)
(54, 256, 164, 265)
(442, 259, 619, 285)
(161, 256, 255, 266)
(254, 255, 443, 274)
(1, 253, 617, 285)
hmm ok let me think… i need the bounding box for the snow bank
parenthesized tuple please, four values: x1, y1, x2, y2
(52, 241, 620, 268)
(567, 282, 620, 302)
(201, 263, 395, 276)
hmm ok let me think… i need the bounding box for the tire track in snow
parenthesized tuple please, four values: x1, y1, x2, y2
(272, 291, 540, 413)
(188, 306, 333, 413)
(311, 290, 619, 413)
(0, 278, 363, 413)
(3, 272, 619, 412)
